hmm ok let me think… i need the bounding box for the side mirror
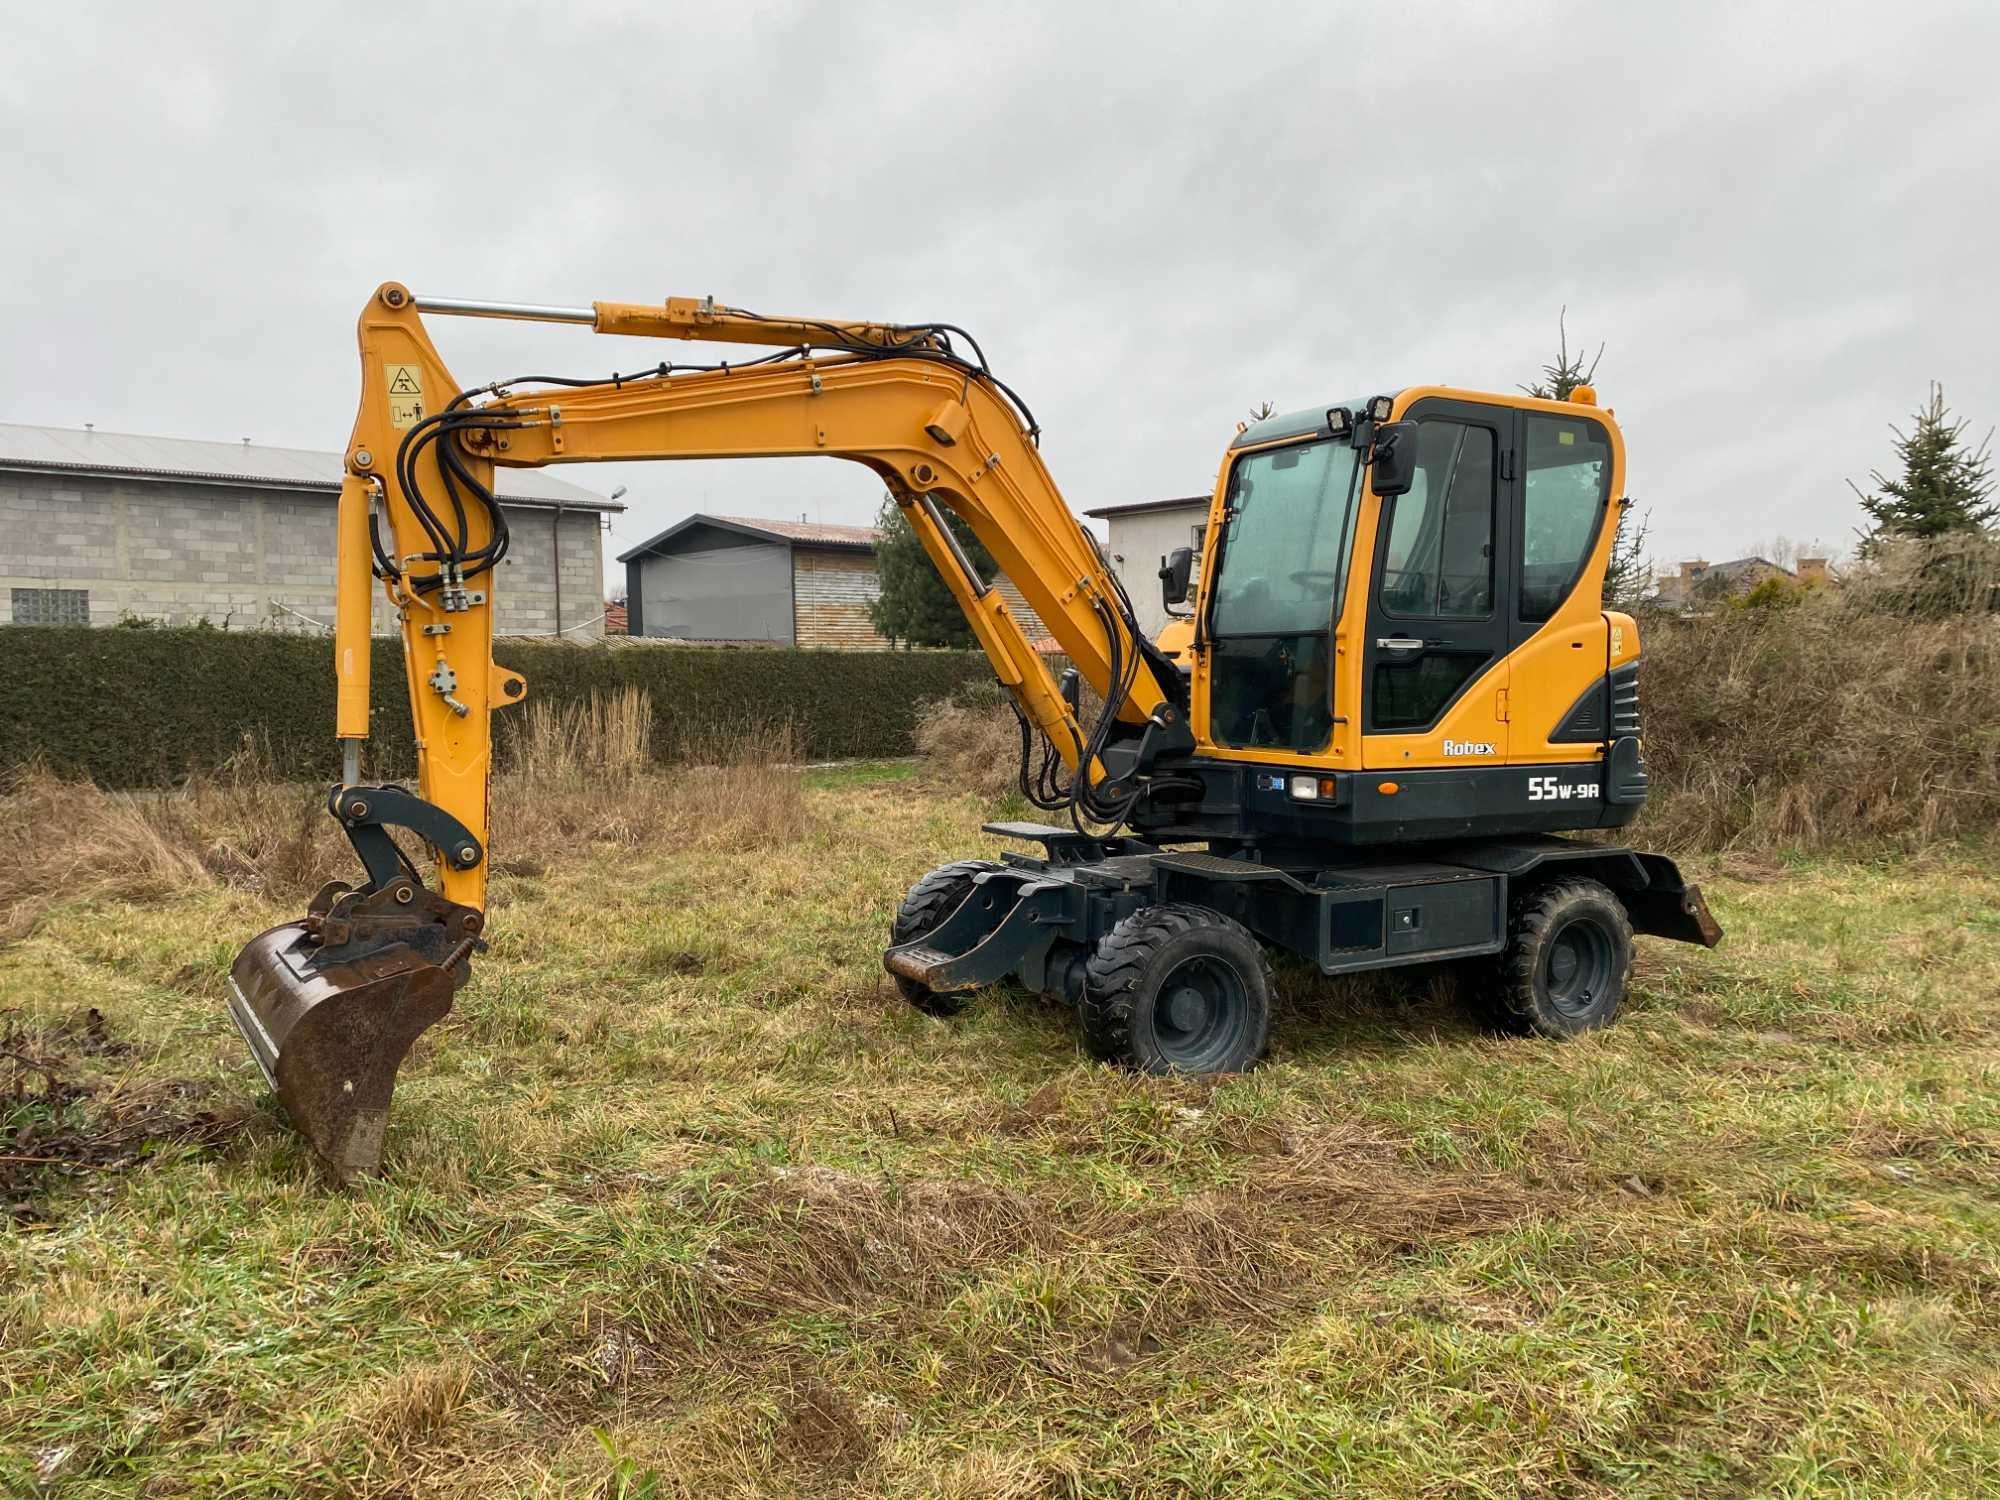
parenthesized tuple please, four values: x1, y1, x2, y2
(1159, 547, 1195, 608)
(1371, 420, 1419, 497)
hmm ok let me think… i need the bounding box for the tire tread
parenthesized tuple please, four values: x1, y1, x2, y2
(1494, 877, 1633, 1038)
(1080, 902, 1272, 1071)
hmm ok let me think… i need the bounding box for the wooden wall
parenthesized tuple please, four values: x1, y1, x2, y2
(790, 544, 1055, 651)
(793, 547, 886, 649)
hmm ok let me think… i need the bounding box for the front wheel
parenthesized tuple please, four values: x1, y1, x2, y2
(1081, 904, 1272, 1074)
(1491, 878, 1634, 1038)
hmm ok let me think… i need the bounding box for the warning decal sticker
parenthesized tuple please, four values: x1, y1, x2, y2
(385, 364, 424, 428)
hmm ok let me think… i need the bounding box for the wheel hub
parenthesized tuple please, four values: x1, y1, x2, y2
(1151, 954, 1249, 1070)
(1544, 918, 1613, 1017)
(1165, 985, 1209, 1032)
(1549, 943, 1579, 986)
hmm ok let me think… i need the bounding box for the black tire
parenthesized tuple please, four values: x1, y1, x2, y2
(1081, 903, 1273, 1074)
(1492, 878, 1633, 1038)
(888, 859, 1005, 1017)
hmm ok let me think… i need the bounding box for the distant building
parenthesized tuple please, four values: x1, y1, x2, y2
(0, 423, 621, 636)
(618, 512, 1050, 649)
(1084, 494, 1211, 638)
(603, 598, 628, 636)
(1653, 555, 1829, 609)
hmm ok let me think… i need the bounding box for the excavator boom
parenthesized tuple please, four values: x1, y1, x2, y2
(228, 283, 1187, 1177)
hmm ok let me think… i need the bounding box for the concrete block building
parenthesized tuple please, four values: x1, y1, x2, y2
(1084, 494, 1212, 638)
(0, 423, 621, 637)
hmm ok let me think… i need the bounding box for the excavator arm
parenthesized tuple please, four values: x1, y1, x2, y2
(228, 283, 1189, 1178)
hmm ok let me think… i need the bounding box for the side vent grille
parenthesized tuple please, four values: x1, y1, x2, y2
(1610, 662, 1641, 737)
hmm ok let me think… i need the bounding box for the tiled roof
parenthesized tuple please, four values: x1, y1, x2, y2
(705, 515, 881, 547)
(0, 421, 621, 511)
(617, 512, 880, 562)
(1702, 557, 1791, 578)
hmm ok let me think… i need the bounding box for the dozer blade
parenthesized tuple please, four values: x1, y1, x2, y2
(227, 880, 482, 1181)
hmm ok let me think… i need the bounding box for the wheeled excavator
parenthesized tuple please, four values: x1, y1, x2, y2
(228, 283, 1721, 1179)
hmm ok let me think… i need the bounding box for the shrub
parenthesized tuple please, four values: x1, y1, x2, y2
(1637, 586, 1999, 850)
(0, 629, 991, 788)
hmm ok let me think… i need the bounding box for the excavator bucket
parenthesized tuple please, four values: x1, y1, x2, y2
(227, 877, 482, 1180)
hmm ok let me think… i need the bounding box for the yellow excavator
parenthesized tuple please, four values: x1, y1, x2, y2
(228, 284, 1720, 1178)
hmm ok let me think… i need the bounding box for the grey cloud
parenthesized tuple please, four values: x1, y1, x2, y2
(4, 3, 1996, 579)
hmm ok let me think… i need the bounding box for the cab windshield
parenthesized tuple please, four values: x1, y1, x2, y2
(1205, 438, 1360, 752)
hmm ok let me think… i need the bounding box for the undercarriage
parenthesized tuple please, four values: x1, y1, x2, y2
(884, 821, 1721, 1071)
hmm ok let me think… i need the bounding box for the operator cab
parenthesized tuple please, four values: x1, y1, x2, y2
(1198, 388, 1620, 782)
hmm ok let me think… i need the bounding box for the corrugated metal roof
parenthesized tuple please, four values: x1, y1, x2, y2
(0, 422, 622, 511)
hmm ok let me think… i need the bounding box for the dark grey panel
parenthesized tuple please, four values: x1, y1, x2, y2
(636, 540, 793, 642)
(1552, 674, 1609, 742)
(623, 561, 644, 636)
(1609, 662, 1641, 736)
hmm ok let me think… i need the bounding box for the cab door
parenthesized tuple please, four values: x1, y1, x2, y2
(1361, 398, 1516, 770)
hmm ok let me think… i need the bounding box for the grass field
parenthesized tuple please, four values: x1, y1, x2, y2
(2, 761, 1997, 1496)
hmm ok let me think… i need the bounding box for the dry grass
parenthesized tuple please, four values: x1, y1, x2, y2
(0, 756, 337, 944)
(914, 673, 1107, 806)
(0, 795, 1992, 1494)
(1639, 551, 2000, 850)
(0, 700, 1996, 1491)
(0, 693, 809, 945)
(913, 681, 1023, 802)
(503, 684, 654, 784)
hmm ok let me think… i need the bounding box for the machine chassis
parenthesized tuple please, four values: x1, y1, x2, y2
(883, 819, 1720, 1007)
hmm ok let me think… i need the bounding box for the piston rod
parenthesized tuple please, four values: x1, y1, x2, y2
(412, 296, 596, 324)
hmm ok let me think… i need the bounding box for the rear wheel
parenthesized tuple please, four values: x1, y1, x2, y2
(888, 860, 1004, 1017)
(1081, 904, 1272, 1074)
(1492, 878, 1633, 1037)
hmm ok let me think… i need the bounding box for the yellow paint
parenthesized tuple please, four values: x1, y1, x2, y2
(331, 288, 1647, 918)
(332, 474, 373, 741)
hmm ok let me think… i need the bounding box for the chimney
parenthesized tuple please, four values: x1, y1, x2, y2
(1679, 559, 1709, 581)
(1796, 557, 1828, 585)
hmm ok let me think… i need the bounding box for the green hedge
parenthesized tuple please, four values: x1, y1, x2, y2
(0, 627, 991, 788)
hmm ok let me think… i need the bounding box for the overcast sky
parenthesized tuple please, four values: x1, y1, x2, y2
(5, 3, 1997, 587)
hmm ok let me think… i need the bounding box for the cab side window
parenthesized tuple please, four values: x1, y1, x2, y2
(1369, 419, 1499, 732)
(1520, 415, 1612, 622)
(1378, 421, 1494, 619)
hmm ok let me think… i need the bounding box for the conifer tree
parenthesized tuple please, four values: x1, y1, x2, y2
(1850, 383, 1996, 548)
(866, 494, 995, 649)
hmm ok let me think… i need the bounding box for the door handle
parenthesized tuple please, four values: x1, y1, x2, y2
(1375, 636, 1425, 654)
